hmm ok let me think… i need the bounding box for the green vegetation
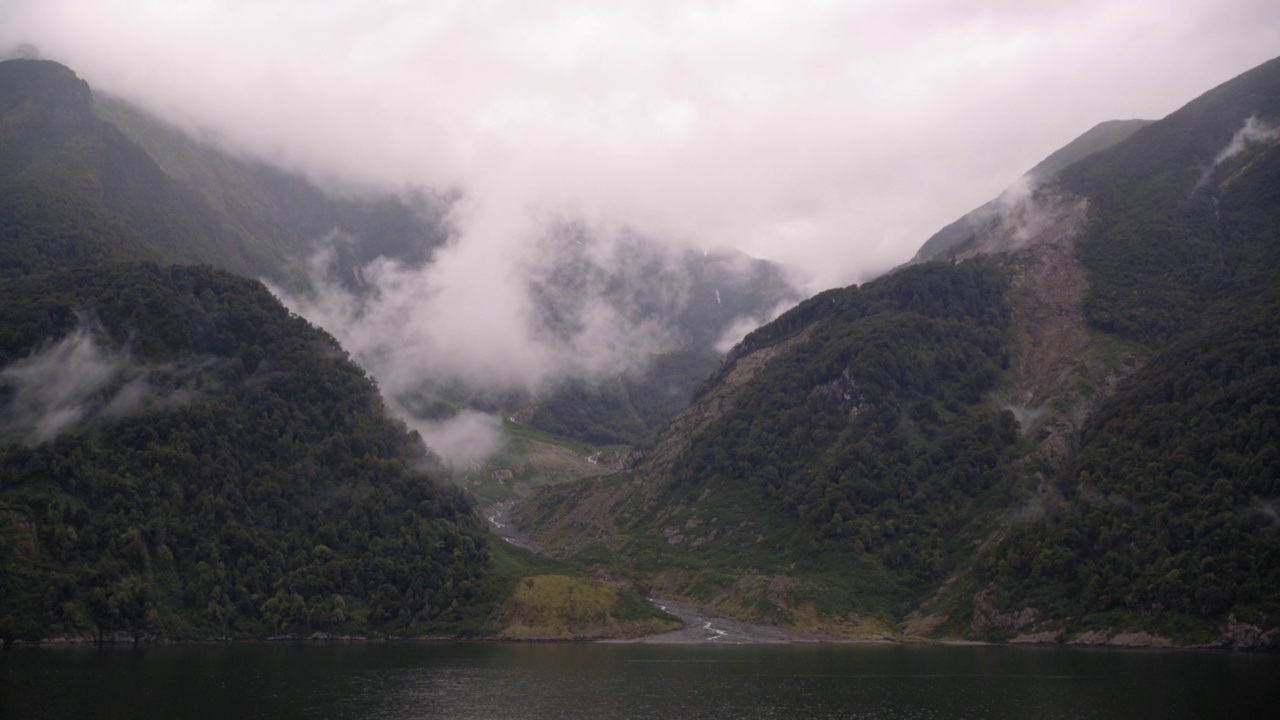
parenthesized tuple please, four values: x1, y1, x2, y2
(496, 573, 678, 639)
(527, 260, 1030, 627)
(1061, 56, 1280, 348)
(527, 350, 721, 446)
(526, 55, 1280, 644)
(457, 420, 614, 504)
(978, 312, 1280, 629)
(674, 261, 1020, 584)
(0, 264, 489, 642)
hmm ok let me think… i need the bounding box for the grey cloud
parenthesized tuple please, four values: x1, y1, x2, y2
(269, 213, 796, 465)
(0, 325, 129, 443)
(1213, 116, 1280, 166)
(5, 1, 1280, 463)
(0, 323, 219, 444)
(1194, 116, 1280, 190)
(4, 1, 1279, 292)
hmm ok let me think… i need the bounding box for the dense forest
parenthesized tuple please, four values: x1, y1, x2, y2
(979, 312, 1280, 632)
(673, 261, 1019, 587)
(0, 264, 490, 641)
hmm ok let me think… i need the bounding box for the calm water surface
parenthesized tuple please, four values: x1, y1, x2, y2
(4, 642, 1278, 719)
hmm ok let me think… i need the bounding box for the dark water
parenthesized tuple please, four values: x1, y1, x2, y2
(4, 642, 1278, 719)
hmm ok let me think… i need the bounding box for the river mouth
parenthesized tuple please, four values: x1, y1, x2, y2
(610, 598, 847, 644)
(485, 499, 846, 643)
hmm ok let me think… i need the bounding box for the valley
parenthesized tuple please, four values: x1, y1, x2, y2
(2, 51, 1279, 651)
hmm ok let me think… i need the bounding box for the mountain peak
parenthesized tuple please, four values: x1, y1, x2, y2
(0, 58, 93, 124)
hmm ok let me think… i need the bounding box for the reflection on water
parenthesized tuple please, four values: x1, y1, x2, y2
(4, 642, 1279, 720)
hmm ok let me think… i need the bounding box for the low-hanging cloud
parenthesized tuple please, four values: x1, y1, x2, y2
(0, 325, 132, 443)
(5, 1, 1279, 291)
(0, 323, 213, 444)
(5, 1, 1280, 465)
(1213, 116, 1280, 166)
(1194, 115, 1280, 191)
(271, 212, 794, 464)
(273, 219, 685, 400)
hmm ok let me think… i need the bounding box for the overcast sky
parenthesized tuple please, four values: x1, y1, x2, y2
(3, 0, 1278, 288)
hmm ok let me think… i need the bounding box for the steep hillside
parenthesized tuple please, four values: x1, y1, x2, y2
(0, 264, 490, 641)
(910, 119, 1150, 264)
(1061, 55, 1280, 347)
(94, 94, 453, 286)
(521, 260, 1025, 633)
(946, 54, 1280, 646)
(0, 59, 678, 643)
(517, 55, 1280, 647)
(0, 60, 259, 276)
(0, 58, 452, 285)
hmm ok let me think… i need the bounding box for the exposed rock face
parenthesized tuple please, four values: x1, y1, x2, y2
(1218, 615, 1280, 651)
(642, 325, 815, 475)
(970, 585, 1042, 633)
(912, 184, 1144, 471)
(1067, 630, 1174, 648)
(976, 188, 1144, 470)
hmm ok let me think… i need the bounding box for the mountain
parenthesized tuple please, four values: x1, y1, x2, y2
(2, 54, 800, 465)
(0, 60, 675, 642)
(92, 94, 453, 286)
(0, 58, 451, 285)
(909, 119, 1151, 264)
(519, 227, 800, 446)
(0, 59, 240, 276)
(0, 263, 490, 641)
(515, 56, 1280, 648)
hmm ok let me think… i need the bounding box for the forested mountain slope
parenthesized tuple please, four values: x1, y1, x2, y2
(0, 264, 489, 641)
(93, 94, 453, 286)
(0, 60, 266, 277)
(518, 55, 1280, 648)
(957, 54, 1280, 645)
(0, 59, 675, 643)
(0, 58, 451, 285)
